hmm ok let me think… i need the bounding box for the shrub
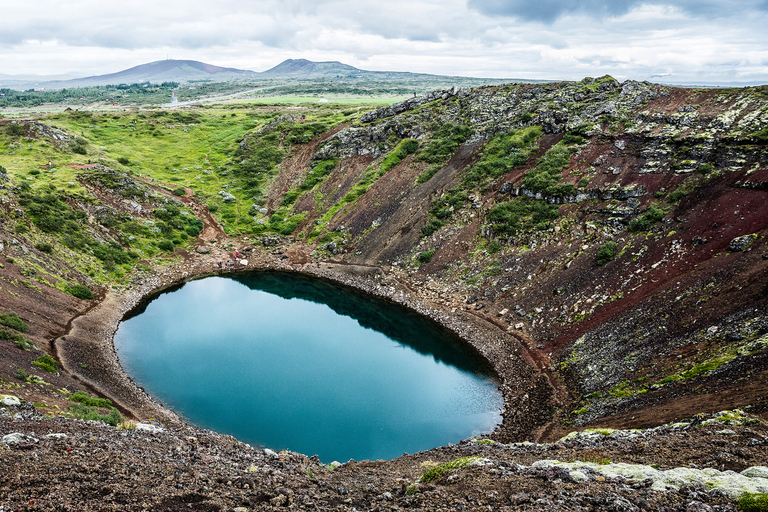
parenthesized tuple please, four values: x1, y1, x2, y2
(32, 354, 60, 373)
(29, 169, 40, 176)
(172, 187, 186, 197)
(6, 123, 26, 136)
(421, 218, 444, 237)
(416, 165, 440, 184)
(0, 328, 32, 349)
(0, 328, 23, 342)
(71, 138, 87, 155)
(0, 312, 28, 333)
(116, 157, 130, 165)
(596, 242, 618, 266)
(35, 242, 53, 253)
(487, 241, 503, 254)
(667, 189, 688, 203)
(562, 133, 585, 145)
(417, 250, 435, 264)
(14, 222, 28, 233)
(69, 390, 114, 408)
(15, 368, 28, 381)
(65, 283, 94, 300)
(627, 205, 666, 233)
(157, 240, 175, 252)
(16, 338, 33, 350)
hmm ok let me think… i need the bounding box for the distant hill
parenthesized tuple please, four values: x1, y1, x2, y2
(261, 59, 362, 78)
(0, 60, 260, 89)
(0, 58, 523, 90)
(55, 60, 260, 87)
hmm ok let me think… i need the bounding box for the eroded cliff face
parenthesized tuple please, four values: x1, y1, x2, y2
(249, 77, 768, 428)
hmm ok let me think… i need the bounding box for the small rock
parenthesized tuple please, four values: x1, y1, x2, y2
(692, 236, 707, 247)
(134, 423, 165, 433)
(2, 433, 38, 445)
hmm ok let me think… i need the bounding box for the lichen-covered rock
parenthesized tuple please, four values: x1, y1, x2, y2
(2, 433, 38, 445)
(729, 234, 757, 252)
(0, 395, 20, 407)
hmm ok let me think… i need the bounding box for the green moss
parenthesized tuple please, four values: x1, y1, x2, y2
(681, 355, 735, 380)
(419, 456, 485, 483)
(739, 492, 768, 511)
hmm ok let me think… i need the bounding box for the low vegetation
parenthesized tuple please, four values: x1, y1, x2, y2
(67, 390, 123, 426)
(32, 354, 60, 373)
(419, 456, 484, 483)
(0, 312, 28, 333)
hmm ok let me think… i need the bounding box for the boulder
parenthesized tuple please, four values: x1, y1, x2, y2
(0, 395, 20, 406)
(729, 234, 756, 252)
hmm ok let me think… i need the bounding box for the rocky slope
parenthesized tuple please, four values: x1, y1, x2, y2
(253, 76, 768, 432)
(1, 76, 768, 510)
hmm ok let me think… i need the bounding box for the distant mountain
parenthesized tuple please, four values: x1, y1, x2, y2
(0, 60, 260, 89)
(261, 59, 362, 78)
(61, 60, 260, 87)
(0, 58, 523, 90)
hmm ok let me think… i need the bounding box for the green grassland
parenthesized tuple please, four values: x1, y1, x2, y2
(0, 102, 387, 288)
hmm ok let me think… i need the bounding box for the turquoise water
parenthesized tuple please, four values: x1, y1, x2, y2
(114, 272, 502, 462)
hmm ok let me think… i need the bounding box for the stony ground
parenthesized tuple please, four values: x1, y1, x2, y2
(2, 397, 767, 511)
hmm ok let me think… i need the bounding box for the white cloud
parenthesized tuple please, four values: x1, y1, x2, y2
(0, 0, 766, 84)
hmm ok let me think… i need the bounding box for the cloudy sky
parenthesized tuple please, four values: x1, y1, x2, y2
(1, 0, 767, 84)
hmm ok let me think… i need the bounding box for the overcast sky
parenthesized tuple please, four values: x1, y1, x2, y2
(1, 0, 767, 84)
